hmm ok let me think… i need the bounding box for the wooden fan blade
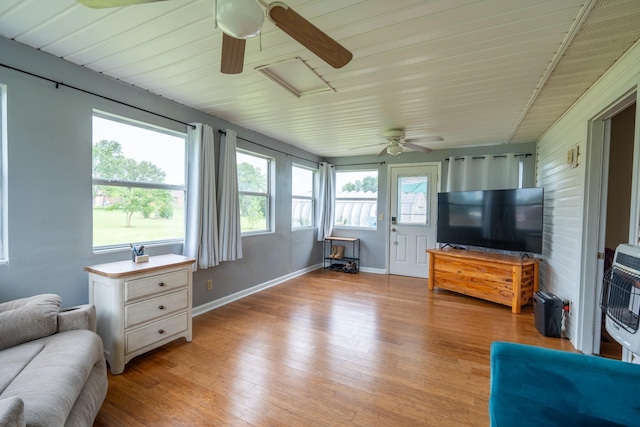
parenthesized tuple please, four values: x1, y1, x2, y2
(403, 142, 432, 153)
(377, 146, 389, 157)
(268, 4, 352, 69)
(76, 0, 167, 8)
(221, 33, 246, 74)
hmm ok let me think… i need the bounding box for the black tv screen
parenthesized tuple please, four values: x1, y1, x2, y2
(437, 187, 544, 254)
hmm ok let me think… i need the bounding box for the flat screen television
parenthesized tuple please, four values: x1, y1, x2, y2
(437, 187, 544, 254)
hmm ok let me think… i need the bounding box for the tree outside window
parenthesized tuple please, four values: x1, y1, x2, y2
(237, 150, 271, 233)
(92, 113, 186, 248)
(334, 170, 378, 228)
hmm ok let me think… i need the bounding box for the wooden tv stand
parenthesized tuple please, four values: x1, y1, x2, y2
(427, 248, 540, 313)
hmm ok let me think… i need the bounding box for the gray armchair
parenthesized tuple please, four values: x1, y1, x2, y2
(0, 294, 107, 427)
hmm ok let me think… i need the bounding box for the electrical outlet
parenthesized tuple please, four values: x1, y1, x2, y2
(206, 279, 213, 290)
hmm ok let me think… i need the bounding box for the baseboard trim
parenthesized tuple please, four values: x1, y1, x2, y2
(193, 263, 323, 317)
(359, 267, 386, 274)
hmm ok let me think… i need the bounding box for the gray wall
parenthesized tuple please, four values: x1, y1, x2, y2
(0, 37, 323, 307)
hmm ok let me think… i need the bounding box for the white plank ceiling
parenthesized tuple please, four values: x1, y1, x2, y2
(1, 0, 639, 157)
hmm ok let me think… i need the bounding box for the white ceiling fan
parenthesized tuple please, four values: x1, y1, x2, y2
(373, 129, 443, 157)
(76, 0, 353, 75)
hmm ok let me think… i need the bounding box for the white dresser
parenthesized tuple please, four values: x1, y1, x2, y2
(85, 254, 195, 375)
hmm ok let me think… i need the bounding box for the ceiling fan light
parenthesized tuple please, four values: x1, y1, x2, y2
(217, 0, 264, 39)
(387, 144, 402, 156)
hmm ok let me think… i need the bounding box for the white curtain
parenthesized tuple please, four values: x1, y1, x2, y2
(183, 123, 219, 270)
(316, 162, 336, 241)
(217, 129, 243, 261)
(446, 153, 520, 191)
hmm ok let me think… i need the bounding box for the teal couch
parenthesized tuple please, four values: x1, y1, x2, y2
(489, 341, 640, 427)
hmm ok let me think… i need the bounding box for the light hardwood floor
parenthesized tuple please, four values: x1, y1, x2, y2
(94, 270, 575, 426)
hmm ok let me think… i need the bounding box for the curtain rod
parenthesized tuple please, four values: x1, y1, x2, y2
(218, 130, 319, 166)
(0, 63, 196, 130)
(446, 153, 532, 161)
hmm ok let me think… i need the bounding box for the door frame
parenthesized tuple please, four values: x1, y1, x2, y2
(385, 161, 442, 274)
(579, 89, 639, 354)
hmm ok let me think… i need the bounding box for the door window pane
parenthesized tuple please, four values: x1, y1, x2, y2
(398, 175, 429, 225)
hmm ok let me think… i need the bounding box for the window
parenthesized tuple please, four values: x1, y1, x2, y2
(518, 161, 524, 188)
(292, 165, 315, 228)
(92, 112, 186, 249)
(397, 175, 429, 225)
(334, 170, 378, 229)
(0, 84, 6, 263)
(237, 150, 272, 234)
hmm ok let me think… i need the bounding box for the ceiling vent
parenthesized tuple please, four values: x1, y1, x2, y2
(256, 58, 336, 98)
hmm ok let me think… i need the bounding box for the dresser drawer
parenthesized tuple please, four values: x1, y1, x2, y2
(126, 312, 188, 354)
(125, 269, 188, 301)
(125, 289, 188, 328)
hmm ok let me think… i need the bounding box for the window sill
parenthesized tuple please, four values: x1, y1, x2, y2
(241, 230, 275, 238)
(93, 240, 183, 255)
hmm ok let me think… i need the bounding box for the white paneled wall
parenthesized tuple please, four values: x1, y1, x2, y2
(536, 39, 640, 351)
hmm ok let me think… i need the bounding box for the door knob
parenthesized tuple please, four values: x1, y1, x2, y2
(391, 228, 396, 232)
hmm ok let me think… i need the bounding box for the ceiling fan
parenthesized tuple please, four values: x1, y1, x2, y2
(373, 129, 443, 157)
(76, 0, 353, 75)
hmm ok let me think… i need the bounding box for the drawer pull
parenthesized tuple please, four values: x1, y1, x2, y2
(158, 329, 165, 334)
(159, 305, 165, 310)
(158, 282, 165, 287)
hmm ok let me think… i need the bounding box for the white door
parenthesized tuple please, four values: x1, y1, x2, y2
(388, 164, 439, 278)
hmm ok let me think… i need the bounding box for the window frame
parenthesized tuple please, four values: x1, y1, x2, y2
(91, 111, 187, 250)
(236, 149, 274, 236)
(291, 164, 316, 229)
(0, 83, 7, 264)
(334, 169, 379, 230)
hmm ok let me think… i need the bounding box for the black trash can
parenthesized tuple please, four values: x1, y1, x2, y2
(533, 291, 563, 338)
